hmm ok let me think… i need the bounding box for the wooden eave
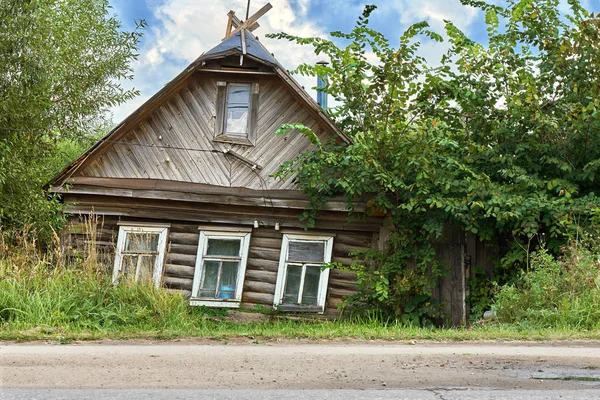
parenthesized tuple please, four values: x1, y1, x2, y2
(51, 176, 364, 212)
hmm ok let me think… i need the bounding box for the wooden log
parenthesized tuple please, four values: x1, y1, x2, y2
(164, 276, 193, 291)
(243, 280, 276, 294)
(331, 256, 354, 266)
(242, 291, 274, 305)
(249, 237, 281, 249)
(334, 233, 373, 247)
(169, 232, 199, 245)
(165, 263, 195, 278)
(248, 248, 280, 262)
(329, 279, 358, 291)
(246, 259, 279, 272)
(166, 252, 196, 266)
(329, 269, 357, 280)
(168, 243, 198, 255)
(328, 287, 356, 298)
(244, 269, 277, 284)
(170, 223, 200, 234)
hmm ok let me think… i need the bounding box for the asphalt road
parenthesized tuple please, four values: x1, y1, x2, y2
(2, 341, 600, 399)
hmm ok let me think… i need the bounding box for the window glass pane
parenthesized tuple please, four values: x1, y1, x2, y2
(287, 241, 325, 263)
(206, 238, 241, 257)
(125, 232, 159, 253)
(218, 261, 239, 299)
(302, 266, 321, 306)
(282, 264, 302, 305)
(225, 84, 250, 135)
(121, 255, 138, 280)
(137, 255, 157, 285)
(199, 260, 220, 298)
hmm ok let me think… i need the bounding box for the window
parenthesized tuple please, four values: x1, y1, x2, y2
(274, 234, 334, 313)
(214, 81, 259, 145)
(191, 230, 251, 307)
(112, 225, 169, 288)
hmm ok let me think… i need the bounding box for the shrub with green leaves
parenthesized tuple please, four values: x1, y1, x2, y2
(270, 1, 600, 322)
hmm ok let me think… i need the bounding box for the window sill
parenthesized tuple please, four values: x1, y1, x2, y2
(275, 304, 325, 313)
(214, 135, 254, 146)
(189, 299, 241, 308)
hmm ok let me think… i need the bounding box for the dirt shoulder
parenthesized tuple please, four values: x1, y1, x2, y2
(2, 341, 600, 390)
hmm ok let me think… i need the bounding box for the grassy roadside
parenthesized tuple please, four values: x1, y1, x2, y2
(3, 317, 600, 343)
(3, 233, 600, 344)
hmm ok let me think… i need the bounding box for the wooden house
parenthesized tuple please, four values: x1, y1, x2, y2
(49, 5, 481, 323)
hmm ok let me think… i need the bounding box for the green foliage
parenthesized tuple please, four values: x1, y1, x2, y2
(494, 244, 600, 329)
(0, 0, 143, 240)
(269, 1, 600, 322)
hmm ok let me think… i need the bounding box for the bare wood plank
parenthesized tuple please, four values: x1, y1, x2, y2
(229, 3, 272, 37)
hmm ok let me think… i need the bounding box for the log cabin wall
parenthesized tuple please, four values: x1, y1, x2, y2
(62, 193, 379, 315)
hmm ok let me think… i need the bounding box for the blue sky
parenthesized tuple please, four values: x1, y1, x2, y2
(107, 0, 600, 123)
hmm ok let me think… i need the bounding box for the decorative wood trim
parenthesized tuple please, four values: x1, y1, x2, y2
(117, 221, 171, 228)
(189, 300, 241, 308)
(197, 225, 253, 232)
(249, 82, 260, 144)
(215, 81, 227, 136)
(214, 135, 254, 146)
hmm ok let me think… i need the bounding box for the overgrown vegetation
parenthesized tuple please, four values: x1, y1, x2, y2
(269, 0, 600, 323)
(495, 243, 600, 329)
(0, 0, 143, 240)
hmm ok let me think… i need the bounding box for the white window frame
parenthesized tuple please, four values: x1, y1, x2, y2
(273, 234, 334, 313)
(190, 231, 251, 308)
(112, 225, 169, 288)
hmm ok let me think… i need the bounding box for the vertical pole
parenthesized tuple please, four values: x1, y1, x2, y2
(246, 0, 251, 20)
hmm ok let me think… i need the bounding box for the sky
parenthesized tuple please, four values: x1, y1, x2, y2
(107, 0, 599, 124)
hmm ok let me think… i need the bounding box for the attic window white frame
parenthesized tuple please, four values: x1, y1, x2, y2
(190, 230, 251, 308)
(214, 80, 259, 146)
(112, 225, 169, 288)
(273, 234, 334, 314)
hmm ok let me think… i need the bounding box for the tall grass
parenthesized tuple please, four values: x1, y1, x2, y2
(494, 245, 600, 330)
(0, 226, 212, 334)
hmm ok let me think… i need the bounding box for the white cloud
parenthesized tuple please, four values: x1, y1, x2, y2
(111, 0, 328, 123)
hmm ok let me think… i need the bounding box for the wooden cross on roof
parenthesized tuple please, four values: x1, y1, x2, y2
(224, 2, 272, 41)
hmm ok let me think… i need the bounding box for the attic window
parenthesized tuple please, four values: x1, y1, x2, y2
(215, 81, 259, 145)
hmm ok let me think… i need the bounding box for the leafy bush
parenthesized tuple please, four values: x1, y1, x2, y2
(494, 245, 600, 329)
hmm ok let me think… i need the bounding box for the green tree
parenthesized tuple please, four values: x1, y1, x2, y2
(270, 0, 600, 322)
(0, 0, 143, 239)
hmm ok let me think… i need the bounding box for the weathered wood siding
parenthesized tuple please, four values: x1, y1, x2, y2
(77, 72, 331, 191)
(62, 196, 376, 315)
